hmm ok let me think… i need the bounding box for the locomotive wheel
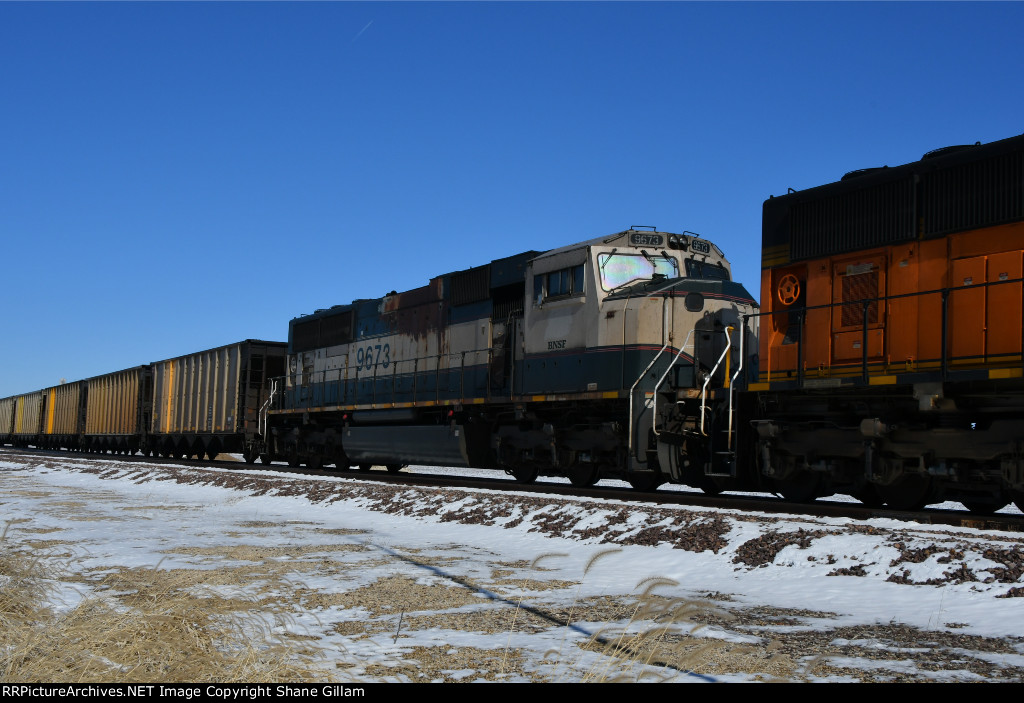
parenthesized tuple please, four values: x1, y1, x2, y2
(511, 466, 539, 484)
(960, 499, 1008, 515)
(243, 448, 258, 464)
(358, 463, 372, 472)
(385, 464, 404, 474)
(851, 484, 884, 508)
(628, 471, 664, 492)
(877, 474, 932, 511)
(259, 454, 271, 465)
(774, 472, 820, 503)
(1010, 491, 1024, 515)
(686, 472, 722, 495)
(567, 465, 600, 487)
(287, 447, 301, 468)
(306, 453, 324, 471)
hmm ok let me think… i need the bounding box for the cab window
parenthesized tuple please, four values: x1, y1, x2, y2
(685, 259, 730, 280)
(534, 264, 585, 304)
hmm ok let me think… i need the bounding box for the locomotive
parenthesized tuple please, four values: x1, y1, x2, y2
(2, 132, 1022, 515)
(751, 133, 1024, 512)
(257, 228, 759, 492)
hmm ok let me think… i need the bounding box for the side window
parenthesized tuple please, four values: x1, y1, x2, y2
(534, 264, 586, 304)
(685, 259, 731, 281)
(547, 269, 569, 297)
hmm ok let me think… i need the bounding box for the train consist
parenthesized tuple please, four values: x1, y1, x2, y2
(1, 133, 1021, 514)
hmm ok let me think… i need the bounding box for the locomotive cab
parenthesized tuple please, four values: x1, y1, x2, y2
(520, 229, 759, 490)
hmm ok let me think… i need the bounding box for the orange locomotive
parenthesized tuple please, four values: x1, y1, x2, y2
(749, 134, 1024, 511)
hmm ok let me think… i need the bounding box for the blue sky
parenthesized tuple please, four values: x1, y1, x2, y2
(2, 1, 1022, 398)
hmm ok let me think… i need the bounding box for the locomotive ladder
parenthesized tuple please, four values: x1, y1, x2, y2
(703, 325, 744, 477)
(646, 324, 743, 478)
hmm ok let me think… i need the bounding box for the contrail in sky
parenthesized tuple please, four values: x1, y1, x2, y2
(353, 20, 373, 42)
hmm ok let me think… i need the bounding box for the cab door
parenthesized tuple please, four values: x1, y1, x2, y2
(950, 253, 1023, 362)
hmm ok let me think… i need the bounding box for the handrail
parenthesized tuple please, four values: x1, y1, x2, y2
(651, 328, 696, 437)
(700, 326, 733, 437)
(627, 299, 671, 456)
(749, 274, 1024, 383)
(283, 346, 497, 410)
(727, 322, 745, 450)
(259, 379, 277, 436)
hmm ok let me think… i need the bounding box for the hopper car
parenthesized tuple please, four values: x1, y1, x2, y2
(0, 341, 285, 459)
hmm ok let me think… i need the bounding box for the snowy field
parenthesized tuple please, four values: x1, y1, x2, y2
(2, 450, 1024, 682)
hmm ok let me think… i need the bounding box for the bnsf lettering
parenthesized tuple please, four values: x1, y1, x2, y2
(547, 340, 567, 350)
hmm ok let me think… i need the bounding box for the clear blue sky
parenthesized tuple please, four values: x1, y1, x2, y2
(2, 1, 1022, 398)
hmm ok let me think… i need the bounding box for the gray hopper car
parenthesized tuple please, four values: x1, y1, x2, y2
(148, 340, 286, 460)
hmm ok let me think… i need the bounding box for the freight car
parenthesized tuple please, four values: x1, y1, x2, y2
(82, 365, 150, 454)
(0, 396, 13, 446)
(751, 133, 1024, 512)
(257, 228, 761, 491)
(149, 340, 286, 460)
(0, 392, 44, 448)
(38, 380, 86, 450)
(0, 340, 286, 459)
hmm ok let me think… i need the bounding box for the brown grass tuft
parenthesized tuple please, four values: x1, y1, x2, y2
(0, 523, 338, 683)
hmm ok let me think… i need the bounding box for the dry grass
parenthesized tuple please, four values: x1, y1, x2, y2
(1, 520, 796, 683)
(560, 590, 799, 683)
(515, 551, 800, 683)
(0, 523, 338, 683)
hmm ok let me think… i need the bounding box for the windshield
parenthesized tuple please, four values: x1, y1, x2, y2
(598, 253, 678, 291)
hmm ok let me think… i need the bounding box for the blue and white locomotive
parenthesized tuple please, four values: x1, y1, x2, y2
(258, 228, 759, 491)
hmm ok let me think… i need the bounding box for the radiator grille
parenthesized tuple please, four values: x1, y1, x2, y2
(920, 149, 1024, 237)
(790, 177, 915, 260)
(451, 265, 491, 306)
(292, 319, 320, 353)
(320, 311, 353, 347)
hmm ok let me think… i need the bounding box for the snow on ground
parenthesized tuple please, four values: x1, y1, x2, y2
(2, 450, 1024, 682)
(411, 461, 1024, 514)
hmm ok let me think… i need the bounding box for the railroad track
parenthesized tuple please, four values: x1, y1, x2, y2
(4, 446, 1023, 533)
